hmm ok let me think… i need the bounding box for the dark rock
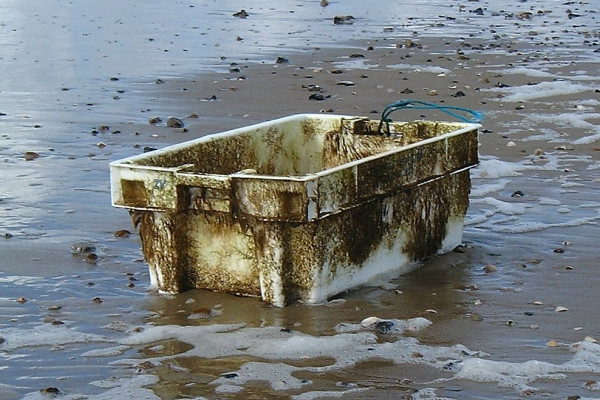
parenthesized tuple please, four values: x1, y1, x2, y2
(375, 320, 395, 334)
(233, 9, 249, 18)
(167, 117, 184, 128)
(85, 253, 98, 264)
(40, 387, 61, 395)
(333, 15, 355, 25)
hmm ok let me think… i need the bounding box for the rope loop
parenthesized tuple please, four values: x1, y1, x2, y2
(378, 100, 484, 135)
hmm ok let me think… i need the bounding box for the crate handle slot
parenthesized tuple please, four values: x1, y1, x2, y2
(378, 100, 484, 135)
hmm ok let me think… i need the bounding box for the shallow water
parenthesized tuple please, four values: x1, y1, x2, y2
(1, 0, 599, 399)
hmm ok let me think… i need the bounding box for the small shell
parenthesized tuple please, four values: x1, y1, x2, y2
(555, 306, 568, 312)
(360, 316, 381, 328)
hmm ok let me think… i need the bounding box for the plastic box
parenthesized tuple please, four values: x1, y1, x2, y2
(110, 114, 479, 306)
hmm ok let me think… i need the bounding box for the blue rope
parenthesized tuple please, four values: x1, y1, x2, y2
(378, 100, 484, 135)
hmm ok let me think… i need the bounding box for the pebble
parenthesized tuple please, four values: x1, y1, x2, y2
(333, 15, 355, 25)
(114, 229, 131, 237)
(360, 317, 395, 333)
(167, 117, 184, 128)
(233, 9, 249, 18)
(40, 387, 61, 395)
(546, 340, 559, 347)
(360, 316, 381, 328)
(483, 264, 497, 273)
(309, 93, 326, 101)
(24, 151, 40, 161)
(470, 312, 483, 321)
(149, 117, 162, 125)
(304, 84, 323, 92)
(16, 297, 27, 303)
(71, 242, 96, 255)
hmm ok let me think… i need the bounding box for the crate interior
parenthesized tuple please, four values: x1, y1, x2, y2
(129, 117, 466, 177)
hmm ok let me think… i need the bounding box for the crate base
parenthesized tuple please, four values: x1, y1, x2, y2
(137, 170, 471, 306)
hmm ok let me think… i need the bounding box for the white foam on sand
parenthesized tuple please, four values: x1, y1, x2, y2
(0, 324, 107, 351)
(9, 317, 600, 398)
(465, 153, 600, 233)
(386, 63, 452, 74)
(484, 80, 592, 102)
(491, 66, 557, 79)
(20, 375, 167, 400)
(474, 212, 600, 234)
(472, 155, 558, 179)
(291, 387, 370, 400)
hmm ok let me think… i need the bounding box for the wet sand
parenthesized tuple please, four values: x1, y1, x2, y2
(102, 35, 600, 398)
(1, 1, 599, 399)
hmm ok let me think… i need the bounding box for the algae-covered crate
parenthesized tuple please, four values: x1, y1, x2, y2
(110, 113, 479, 306)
